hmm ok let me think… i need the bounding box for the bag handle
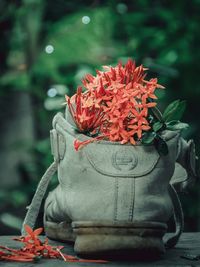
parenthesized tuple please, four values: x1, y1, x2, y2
(164, 184, 184, 248)
(21, 161, 57, 236)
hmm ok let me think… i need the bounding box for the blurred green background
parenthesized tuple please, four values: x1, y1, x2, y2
(0, 0, 199, 235)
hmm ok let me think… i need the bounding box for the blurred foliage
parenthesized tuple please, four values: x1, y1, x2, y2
(0, 0, 200, 233)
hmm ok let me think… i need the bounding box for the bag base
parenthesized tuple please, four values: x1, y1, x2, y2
(45, 220, 167, 257)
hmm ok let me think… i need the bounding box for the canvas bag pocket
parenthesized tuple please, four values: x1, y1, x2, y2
(83, 142, 160, 178)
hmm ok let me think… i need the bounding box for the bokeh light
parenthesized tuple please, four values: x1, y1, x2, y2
(47, 88, 57, 97)
(116, 3, 128, 14)
(45, 45, 54, 54)
(81, 16, 91, 24)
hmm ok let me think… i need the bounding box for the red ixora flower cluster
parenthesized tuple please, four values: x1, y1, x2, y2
(0, 225, 107, 263)
(65, 59, 164, 150)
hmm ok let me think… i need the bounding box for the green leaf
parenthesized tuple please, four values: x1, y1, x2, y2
(150, 106, 163, 121)
(163, 100, 186, 122)
(163, 100, 180, 118)
(155, 135, 169, 155)
(166, 121, 189, 131)
(141, 132, 156, 144)
(153, 121, 164, 132)
(166, 120, 179, 126)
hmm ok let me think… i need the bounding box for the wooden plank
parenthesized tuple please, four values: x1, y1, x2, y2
(0, 233, 200, 266)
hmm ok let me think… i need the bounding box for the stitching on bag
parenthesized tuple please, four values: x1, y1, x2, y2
(114, 178, 119, 222)
(132, 178, 135, 220)
(128, 178, 135, 221)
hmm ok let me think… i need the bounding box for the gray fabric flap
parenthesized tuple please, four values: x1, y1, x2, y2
(84, 143, 160, 177)
(170, 162, 188, 185)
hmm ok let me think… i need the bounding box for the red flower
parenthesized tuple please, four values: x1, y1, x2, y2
(0, 225, 107, 263)
(65, 59, 164, 150)
(65, 86, 103, 133)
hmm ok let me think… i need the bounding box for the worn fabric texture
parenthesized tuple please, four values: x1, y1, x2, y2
(44, 111, 189, 226)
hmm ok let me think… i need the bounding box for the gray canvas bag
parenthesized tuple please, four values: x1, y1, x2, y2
(22, 109, 197, 256)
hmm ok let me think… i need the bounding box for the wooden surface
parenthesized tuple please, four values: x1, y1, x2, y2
(0, 233, 200, 266)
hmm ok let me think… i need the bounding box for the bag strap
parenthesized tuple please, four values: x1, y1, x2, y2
(21, 163, 183, 249)
(21, 161, 58, 236)
(164, 184, 184, 248)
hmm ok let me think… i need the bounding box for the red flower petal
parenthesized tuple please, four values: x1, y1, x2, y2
(34, 227, 43, 236)
(24, 225, 33, 236)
